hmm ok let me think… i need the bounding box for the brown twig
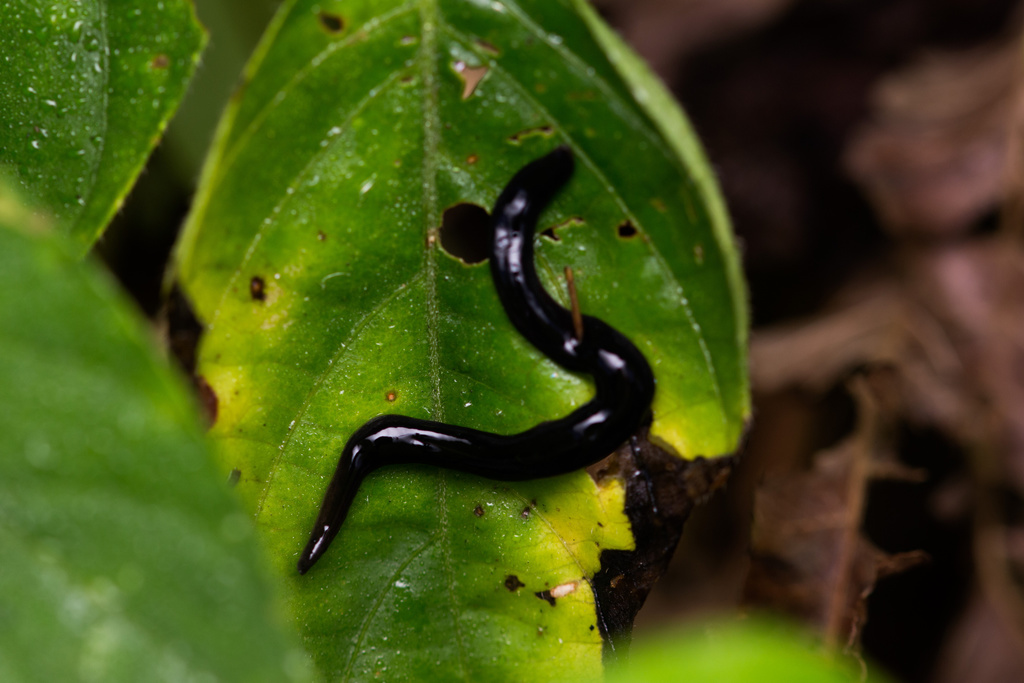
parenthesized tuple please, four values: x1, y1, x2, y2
(823, 376, 877, 650)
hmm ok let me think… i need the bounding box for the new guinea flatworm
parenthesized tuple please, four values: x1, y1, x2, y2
(297, 146, 655, 574)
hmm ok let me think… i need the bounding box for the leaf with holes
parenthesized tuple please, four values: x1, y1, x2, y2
(173, 0, 748, 680)
(0, 186, 306, 682)
(0, 0, 205, 256)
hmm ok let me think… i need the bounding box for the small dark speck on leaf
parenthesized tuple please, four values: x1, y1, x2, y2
(228, 469, 241, 487)
(386, 390, 397, 402)
(151, 54, 169, 69)
(589, 624, 595, 631)
(535, 590, 556, 606)
(505, 575, 525, 591)
(317, 231, 327, 241)
(617, 221, 638, 239)
(250, 276, 265, 301)
(439, 203, 491, 264)
(317, 11, 344, 33)
(195, 376, 218, 427)
(520, 506, 531, 519)
(474, 505, 485, 517)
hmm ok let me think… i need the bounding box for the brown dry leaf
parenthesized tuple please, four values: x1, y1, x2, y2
(752, 238, 1024, 488)
(751, 236, 1024, 660)
(844, 31, 1024, 238)
(743, 378, 929, 649)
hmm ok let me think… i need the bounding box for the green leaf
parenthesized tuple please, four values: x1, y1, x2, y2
(0, 188, 308, 682)
(606, 618, 893, 683)
(0, 0, 205, 256)
(173, 0, 749, 680)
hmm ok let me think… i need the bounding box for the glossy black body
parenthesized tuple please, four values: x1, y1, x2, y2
(297, 147, 655, 574)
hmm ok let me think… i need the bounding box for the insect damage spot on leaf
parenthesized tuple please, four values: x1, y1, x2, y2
(386, 390, 397, 402)
(228, 469, 241, 487)
(617, 220, 638, 239)
(453, 60, 488, 100)
(542, 216, 583, 242)
(473, 505, 485, 517)
(550, 581, 578, 599)
(317, 11, 344, 34)
(520, 505, 531, 518)
(250, 276, 265, 301)
(535, 590, 556, 607)
(505, 575, 524, 591)
(195, 376, 218, 427)
(439, 203, 491, 264)
(151, 54, 169, 70)
(508, 125, 554, 145)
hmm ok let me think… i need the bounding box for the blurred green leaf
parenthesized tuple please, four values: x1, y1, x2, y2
(0, 188, 308, 682)
(0, 0, 205, 256)
(174, 0, 748, 680)
(607, 618, 891, 683)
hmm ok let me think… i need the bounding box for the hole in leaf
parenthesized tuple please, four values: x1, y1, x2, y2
(439, 203, 491, 264)
(542, 216, 583, 242)
(617, 220, 638, 239)
(250, 275, 266, 301)
(318, 11, 344, 33)
(535, 590, 556, 606)
(508, 125, 554, 145)
(505, 575, 525, 591)
(453, 60, 488, 99)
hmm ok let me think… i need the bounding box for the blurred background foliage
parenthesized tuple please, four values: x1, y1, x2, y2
(99, 0, 1024, 681)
